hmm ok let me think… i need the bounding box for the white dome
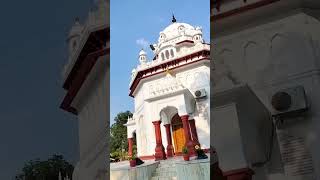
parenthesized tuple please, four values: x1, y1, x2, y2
(158, 21, 202, 44)
(162, 22, 194, 35)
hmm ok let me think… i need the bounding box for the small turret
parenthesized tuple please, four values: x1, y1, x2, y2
(194, 26, 203, 43)
(67, 17, 83, 56)
(138, 49, 147, 65)
(131, 68, 137, 79)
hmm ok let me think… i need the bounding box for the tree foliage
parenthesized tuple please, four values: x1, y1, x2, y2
(15, 154, 74, 180)
(110, 111, 132, 153)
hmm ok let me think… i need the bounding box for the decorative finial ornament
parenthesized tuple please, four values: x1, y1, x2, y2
(172, 14, 177, 23)
(165, 68, 172, 76)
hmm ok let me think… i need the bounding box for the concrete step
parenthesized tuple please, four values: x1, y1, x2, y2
(151, 176, 177, 180)
(159, 161, 175, 164)
(156, 167, 176, 173)
(158, 163, 176, 168)
(159, 159, 175, 163)
(157, 164, 175, 169)
(153, 171, 177, 177)
(151, 160, 178, 180)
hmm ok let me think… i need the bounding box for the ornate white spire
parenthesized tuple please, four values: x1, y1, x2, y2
(68, 17, 83, 39)
(139, 49, 147, 65)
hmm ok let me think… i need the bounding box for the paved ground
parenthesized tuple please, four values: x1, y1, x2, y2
(110, 159, 156, 170)
(110, 153, 210, 170)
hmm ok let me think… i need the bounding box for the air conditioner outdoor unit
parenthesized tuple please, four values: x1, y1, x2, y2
(194, 89, 207, 99)
(270, 86, 308, 118)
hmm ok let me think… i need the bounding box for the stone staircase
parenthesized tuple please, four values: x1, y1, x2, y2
(151, 159, 178, 180)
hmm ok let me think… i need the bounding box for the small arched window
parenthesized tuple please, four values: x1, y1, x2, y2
(160, 33, 165, 40)
(161, 53, 165, 60)
(72, 40, 77, 49)
(170, 49, 174, 57)
(165, 50, 169, 59)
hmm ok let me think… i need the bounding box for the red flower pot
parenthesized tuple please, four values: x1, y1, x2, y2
(183, 154, 190, 161)
(129, 160, 136, 167)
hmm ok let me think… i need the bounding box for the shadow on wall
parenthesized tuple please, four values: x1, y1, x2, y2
(211, 162, 226, 180)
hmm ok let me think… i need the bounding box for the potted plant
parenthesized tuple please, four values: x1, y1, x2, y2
(129, 155, 136, 167)
(195, 145, 208, 159)
(182, 146, 189, 161)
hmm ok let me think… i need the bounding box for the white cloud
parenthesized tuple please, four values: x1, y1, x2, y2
(136, 38, 149, 49)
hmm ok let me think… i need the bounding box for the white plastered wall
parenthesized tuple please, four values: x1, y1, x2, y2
(212, 11, 320, 179)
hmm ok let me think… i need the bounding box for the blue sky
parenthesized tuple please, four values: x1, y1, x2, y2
(110, 0, 210, 125)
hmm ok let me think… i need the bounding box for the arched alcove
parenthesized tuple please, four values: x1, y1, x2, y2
(159, 106, 179, 124)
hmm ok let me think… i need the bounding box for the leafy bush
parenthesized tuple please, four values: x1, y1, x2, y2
(129, 154, 136, 160)
(110, 150, 129, 161)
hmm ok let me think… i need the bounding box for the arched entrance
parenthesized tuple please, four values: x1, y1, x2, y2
(153, 101, 197, 160)
(171, 114, 186, 153)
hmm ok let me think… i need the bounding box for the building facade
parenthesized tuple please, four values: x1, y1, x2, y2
(126, 17, 210, 160)
(212, 0, 320, 180)
(60, 0, 109, 180)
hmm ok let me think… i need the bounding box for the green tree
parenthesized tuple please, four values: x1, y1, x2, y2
(15, 154, 74, 180)
(110, 111, 132, 153)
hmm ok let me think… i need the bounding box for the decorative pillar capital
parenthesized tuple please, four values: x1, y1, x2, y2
(188, 114, 195, 120)
(152, 120, 162, 125)
(180, 114, 189, 121)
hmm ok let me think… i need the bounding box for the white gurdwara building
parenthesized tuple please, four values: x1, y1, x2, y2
(125, 16, 210, 160)
(60, 0, 109, 180)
